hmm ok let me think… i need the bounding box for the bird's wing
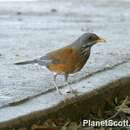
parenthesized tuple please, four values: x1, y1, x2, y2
(36, 55, 54, 66)
(38, 47, 76, 66)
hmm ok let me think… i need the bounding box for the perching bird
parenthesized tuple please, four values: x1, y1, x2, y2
(15, 33, 105, 94)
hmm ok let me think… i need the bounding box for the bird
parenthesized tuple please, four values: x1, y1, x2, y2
(14, 33, 106, 94)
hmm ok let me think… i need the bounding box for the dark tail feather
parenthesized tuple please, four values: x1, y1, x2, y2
(14, 59, 37, 65)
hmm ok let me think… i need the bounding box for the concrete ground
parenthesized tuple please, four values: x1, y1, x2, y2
(0, 0, 130, 123)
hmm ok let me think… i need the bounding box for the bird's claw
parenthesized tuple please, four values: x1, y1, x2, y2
(57, 90, 63, 95)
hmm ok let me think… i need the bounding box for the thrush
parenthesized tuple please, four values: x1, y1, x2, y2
(15, 33, 105, 94)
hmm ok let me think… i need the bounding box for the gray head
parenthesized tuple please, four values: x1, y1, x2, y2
(74, 33, 106, 49)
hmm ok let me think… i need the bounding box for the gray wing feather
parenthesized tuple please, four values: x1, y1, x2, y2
(37, 54, 60, 66)
(36, 55, 53, 66)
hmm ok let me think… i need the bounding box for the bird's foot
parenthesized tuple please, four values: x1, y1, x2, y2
(54, 82, 63, 95)
(56, 89, 63, 95)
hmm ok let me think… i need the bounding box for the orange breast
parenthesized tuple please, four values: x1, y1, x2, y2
(47, 47, 86, 74)
(48, 64, 73, 73)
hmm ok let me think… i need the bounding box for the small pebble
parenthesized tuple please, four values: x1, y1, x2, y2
(50, 9, 57, 13)
(17, 11, 22, 15)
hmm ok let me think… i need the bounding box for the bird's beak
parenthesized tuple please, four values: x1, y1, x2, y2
(96, 37, 106, 43)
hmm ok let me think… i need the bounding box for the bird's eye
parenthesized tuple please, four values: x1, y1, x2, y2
(88, 36, 93, 40)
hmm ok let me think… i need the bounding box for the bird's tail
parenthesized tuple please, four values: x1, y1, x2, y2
(14, 59, 37, 65)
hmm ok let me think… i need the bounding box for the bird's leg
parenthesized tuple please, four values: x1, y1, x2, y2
(53, 73, 62, 95)
(64, 74, 79, 96)
(64, 74, 73, 94)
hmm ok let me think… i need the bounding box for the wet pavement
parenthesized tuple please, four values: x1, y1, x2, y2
(0, 0, 130, 107)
